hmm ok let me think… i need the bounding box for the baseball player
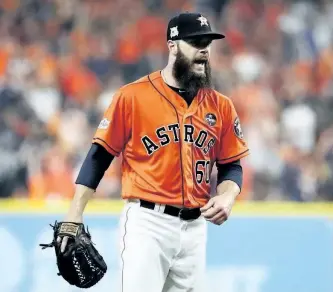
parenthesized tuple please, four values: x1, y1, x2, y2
(59, 12, 249, 292)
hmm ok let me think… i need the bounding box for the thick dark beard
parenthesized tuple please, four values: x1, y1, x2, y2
(172, 48, 212, 97)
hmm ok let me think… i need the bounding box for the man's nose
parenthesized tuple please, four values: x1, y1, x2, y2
(199, 48, 209, 55)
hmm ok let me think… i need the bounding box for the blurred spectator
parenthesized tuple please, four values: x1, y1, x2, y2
(0, 0, 333, 201)
(28, 145, 75, 200)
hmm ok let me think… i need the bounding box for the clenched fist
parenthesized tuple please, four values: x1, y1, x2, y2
(200, 193, 236, 225)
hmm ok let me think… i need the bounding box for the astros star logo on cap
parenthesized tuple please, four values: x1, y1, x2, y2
(197, 16, 209, 26)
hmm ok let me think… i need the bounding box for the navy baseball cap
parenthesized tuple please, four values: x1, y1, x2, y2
(167, 12, 225, 41)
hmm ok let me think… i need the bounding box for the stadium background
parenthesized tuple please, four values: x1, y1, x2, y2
(0, 0, 333, 291)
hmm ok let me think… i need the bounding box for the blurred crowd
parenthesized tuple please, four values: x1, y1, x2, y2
(0, 0, 332, 201)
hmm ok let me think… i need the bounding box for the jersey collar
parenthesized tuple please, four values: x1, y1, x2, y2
(148, 71, 206, 116)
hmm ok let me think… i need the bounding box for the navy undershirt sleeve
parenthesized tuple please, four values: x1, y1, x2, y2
(216, 159, 243, 190)
(75, 143, 114, 190)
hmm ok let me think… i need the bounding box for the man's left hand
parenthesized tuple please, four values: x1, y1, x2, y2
(200, 193, 236, 225)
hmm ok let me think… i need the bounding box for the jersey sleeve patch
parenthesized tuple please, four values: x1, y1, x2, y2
(92, 89, 132, 157)
(216, 97, 249, 163)
(98, 118, 110, 130)
(233, 117, 244, 139)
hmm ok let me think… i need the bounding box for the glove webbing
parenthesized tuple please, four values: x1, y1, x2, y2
(73, 254, 85, 284)
(75, 247, 104, 284)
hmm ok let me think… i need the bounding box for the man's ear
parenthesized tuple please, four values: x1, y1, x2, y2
(167, 40, 178, 56)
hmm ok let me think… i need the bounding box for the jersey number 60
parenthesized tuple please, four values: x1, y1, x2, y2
(195, 160, 211, 184)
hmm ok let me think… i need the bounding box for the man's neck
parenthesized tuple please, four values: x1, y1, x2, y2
(161, 65, 180, 88)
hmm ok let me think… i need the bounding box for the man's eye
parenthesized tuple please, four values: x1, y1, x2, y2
(187, 39, 212, 48)
(201, 39, 212, 47)
(187, 39, 197, 46)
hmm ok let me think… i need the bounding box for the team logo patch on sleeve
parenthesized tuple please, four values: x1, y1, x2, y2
(98, 118, 110, 129)
(205, 113, 217, 126)
(233, 117, 244, 139)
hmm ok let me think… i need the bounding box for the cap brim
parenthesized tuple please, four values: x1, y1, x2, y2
(181, 32, 225, 40)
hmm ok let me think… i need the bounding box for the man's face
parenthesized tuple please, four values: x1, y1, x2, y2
(179, 37, 212, 74)
(172, 37, 213, 94)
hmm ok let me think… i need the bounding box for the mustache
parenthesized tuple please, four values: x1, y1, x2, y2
(193, 57, 209, 63)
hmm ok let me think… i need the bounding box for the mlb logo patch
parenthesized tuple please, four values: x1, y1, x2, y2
(98, 118, 110, 129)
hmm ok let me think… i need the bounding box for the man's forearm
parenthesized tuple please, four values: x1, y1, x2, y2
(216, 160, 243, 199)
(65, 185, 95, 222)
(216, 180, 240, 199)
(65, 143, 114, 222)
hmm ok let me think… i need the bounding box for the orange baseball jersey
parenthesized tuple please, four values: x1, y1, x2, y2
(93, 71, 249, 207)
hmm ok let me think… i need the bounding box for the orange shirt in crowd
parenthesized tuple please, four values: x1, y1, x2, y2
(28, 148, 75, 200)
(0, 49, 9, 77)
(59, 56, 101, 104)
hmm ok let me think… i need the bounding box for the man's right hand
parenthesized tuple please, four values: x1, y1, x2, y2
(57, 185, 95, 252)
(57, 217, 83, 253)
